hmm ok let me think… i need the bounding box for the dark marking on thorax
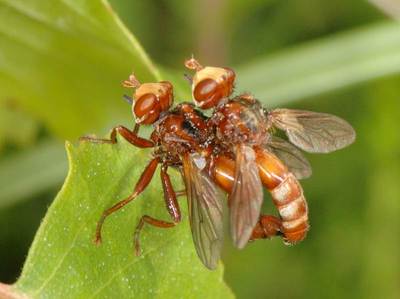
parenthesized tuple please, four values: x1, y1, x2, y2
(182, 119, 199, 138)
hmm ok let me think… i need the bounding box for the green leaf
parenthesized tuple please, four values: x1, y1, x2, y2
(0, 0, 164, 139)
(237, 21, 400, 106)
(4, 137, 233, 299)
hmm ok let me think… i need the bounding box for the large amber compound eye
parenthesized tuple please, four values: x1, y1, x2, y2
(141, 107, 161, 125)
(134, 93, 156, 116)
(193, 79, 219, 107)
(133, 93, 161, 124)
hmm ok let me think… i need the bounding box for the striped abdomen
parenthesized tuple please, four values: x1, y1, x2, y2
(254, 147, 309, 244)
(211, 147, 309, 244)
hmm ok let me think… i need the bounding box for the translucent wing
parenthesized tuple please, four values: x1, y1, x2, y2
(268, 109, 356, 153)
(267, 136, 312, 179)
(229, 144, 264, 249)
(182, 153, 224, 270)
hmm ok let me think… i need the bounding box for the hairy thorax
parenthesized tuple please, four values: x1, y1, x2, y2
(211, 98, 270, 146)
(151, 103, 212, 163)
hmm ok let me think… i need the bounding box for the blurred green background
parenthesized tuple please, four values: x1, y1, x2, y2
(0, 0, 399, 298)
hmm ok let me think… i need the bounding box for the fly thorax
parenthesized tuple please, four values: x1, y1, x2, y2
(213, 100, 266, 146)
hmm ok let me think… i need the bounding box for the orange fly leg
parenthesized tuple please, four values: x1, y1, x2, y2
(134, 164, 182, 255)
(94, 157, 160, 245)
(134, 216, 176, 256)
(254, 147, 309, 244)
(250, 215, 282, 241)
(174, 190, 187, 197)
(160, 165, 181, 223)
(116, 125, 155, 148)
(80, 124, 154, 148)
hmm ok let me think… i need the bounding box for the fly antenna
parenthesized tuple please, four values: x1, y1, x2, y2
(184, 55, 203, 72)
(183, 73, 193, 84)
(123, 94, 134, 105)
(122, 73, 141, 89)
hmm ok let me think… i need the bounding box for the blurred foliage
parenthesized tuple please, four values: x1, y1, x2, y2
(0, 0, 399, 298)
(0, 102, 38, 152)
(0, 191, 54, 284)
(237, 21, 400, 105)
(0, 0, 160, 139)
(0, 140, 67, 209)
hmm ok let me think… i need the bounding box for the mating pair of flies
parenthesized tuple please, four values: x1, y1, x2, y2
(81, 57, 355, 270)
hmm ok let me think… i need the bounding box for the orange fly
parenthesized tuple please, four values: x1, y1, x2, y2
(185, 57, 356, 248)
